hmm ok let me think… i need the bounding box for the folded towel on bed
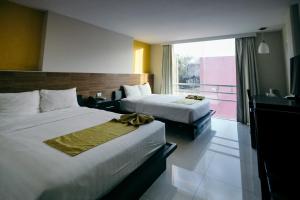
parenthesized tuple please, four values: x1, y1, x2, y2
(173, 95, 205, 105)
(112, 113, 154, 126)
(185, 95, 205, 100)
(44, 113, 154, 156)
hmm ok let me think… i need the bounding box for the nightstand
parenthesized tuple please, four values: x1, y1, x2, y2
(93, 99, 121, 113)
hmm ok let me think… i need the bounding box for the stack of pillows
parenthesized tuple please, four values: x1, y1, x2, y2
(0, 88, 79, 115)
(0, 83, 153, 115)
(123, 82, 152, 98)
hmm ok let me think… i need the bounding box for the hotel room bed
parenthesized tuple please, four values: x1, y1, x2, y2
(0, 107, 166, 200)
(120, 94, 211, 124)
(120, 94, 214, 139)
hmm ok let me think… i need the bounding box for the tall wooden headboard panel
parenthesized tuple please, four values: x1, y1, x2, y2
(0, 71, 154, 99)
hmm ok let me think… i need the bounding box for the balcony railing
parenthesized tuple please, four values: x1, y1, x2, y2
(173, 83, 237, 120)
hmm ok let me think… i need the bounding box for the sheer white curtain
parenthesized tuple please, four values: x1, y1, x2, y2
(236, 37, 260, 124)
(161, 45, 173, 94)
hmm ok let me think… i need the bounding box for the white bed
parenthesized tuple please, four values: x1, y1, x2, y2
(0, 107, 166, 200)
(120, 94, 210, 124)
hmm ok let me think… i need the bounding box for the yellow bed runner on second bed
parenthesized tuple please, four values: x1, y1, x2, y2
(173, 99, 201, 105)
(44, 113, 154, 156)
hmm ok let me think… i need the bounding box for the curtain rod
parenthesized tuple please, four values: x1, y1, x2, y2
(161, 32, 257, 45)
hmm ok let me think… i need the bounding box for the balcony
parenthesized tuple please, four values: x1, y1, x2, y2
(173, 83, 237, 120)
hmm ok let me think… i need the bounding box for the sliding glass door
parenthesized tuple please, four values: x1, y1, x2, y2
(173, 39, 237, 120)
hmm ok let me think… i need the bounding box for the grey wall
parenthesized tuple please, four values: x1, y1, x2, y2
(283, 8, 294, 93)
(42, 12, 133, 73)
(256, 31, 287, 96)
(290, 4, 300, 56)
(282, 3, 300, 93)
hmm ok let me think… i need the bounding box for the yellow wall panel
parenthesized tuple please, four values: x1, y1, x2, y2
(0, 1, 44, 71)
(133, 40, 150, 73)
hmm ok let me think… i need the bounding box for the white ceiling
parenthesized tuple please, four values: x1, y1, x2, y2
(11, 0, 291, 44)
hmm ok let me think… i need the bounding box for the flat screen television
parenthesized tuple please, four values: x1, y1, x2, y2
(290, 55, 300, 98)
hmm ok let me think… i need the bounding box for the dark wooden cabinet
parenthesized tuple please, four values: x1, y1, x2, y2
(95, 100, 121, 113)
(249, 99, 256, 149)
(253, 96, 300, 200)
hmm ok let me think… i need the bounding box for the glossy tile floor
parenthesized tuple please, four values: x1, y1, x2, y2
(140, 118, 261, 200)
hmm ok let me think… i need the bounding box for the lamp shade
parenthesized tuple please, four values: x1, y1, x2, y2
(258, 41, 270, 54)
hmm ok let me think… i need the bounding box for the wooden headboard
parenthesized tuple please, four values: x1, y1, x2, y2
(0, 71, 154, 99)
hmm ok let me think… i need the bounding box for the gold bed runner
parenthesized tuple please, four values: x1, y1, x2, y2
(44, 113, 154, 156)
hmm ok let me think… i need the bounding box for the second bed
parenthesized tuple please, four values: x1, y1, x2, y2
(120, 94, 214, 139)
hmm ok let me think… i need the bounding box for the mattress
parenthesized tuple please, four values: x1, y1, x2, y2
(0, 107, 166, 200)
(120, 94, 210, 124)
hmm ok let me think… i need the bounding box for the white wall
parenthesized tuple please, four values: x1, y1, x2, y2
(150, 44, 163, 93)
(42, 12, 133, 73)
(256, 31, 287, 96)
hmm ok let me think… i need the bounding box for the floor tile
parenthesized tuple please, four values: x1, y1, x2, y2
(194, 176, 261, 200)
(206, 152, 242, 188)
(193, 176, 245, 200)
(171, 165, 205, 194)
(238, 143, 255, 161)
(209, 143, 240, 157)
(142, 165, 205, 200)
(193, 150, 216, 174)
(240, 160, 261, 195)
(211, 136, 239, 149)
(237, 123, 252, 146)
(139, 195, 151, 200)
(140, 118, 261, 200)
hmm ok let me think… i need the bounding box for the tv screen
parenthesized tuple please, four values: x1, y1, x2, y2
(290, 55, 300, 97)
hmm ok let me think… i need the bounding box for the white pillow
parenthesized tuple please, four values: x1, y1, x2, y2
(0, 90, 40, 115)
(139, 83, 152, 96)
(123, 85, 142, 98)
(40, 88, 79, 112)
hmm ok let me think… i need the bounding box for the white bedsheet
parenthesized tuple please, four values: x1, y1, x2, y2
(120, 94, 210, 124)
(0, 107, 166, 200)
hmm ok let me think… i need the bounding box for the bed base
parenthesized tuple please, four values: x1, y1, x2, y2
(157, 110, 216, 139)
(101, 142, 177, 200)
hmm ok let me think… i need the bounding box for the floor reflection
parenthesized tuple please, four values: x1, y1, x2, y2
(172, 165, 203, 194)
(141, 118, 261, 200)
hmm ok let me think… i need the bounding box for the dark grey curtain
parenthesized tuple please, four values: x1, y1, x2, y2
(236, 37, 259, 124)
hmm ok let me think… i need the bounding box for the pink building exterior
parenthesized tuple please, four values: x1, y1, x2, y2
(199, 56, 237, 120)
(199, 56, 236, 85)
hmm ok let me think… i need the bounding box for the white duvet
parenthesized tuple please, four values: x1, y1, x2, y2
(0, 107, 166, 200)
(121, 94, 210, 124)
